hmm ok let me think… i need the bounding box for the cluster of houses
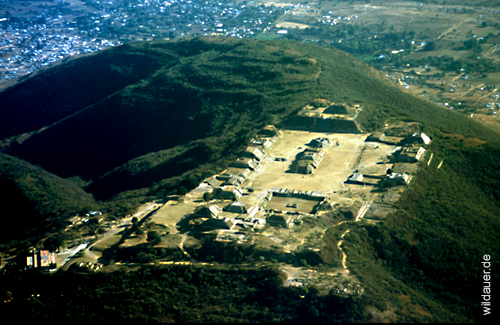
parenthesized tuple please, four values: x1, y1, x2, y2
(0, 22, 119, 82)
(1, 0, 290, 83)
(347, 132, 431, 187)
(66, 211, 104, 231)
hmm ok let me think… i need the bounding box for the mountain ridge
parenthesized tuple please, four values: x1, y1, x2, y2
(1, 35, 498, 225)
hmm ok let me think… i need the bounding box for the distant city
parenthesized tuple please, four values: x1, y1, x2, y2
(0, 0, 288, 83)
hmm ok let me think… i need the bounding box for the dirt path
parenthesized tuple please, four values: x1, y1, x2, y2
(178, 232, 192, 257)
(457, 83, 483, 100)
(451, 73, 464, 82)
(337, 229, 351, 272)
(474, 88, 497, 104)
(314, 62, 323, 83)
(484, 44, 500, 61)
(436, 18, 474, 40)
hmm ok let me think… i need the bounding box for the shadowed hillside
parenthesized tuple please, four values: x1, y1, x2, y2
(0, 48, 166, 139)
(0, 153, 98, 243)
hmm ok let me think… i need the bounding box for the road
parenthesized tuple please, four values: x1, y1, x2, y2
(54, 243, 88, 271)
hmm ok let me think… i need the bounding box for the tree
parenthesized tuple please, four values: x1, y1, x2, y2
(423, 41, 436, 51)
(44, 236, 65, 252)
(464, 39, 478, 49)
(309, 305, 320, 317)
(147, 231, 161, 245)
(177, 186, 188, 196)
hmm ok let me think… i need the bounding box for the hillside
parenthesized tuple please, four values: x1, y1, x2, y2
(0, 153, 98, 244)
(2, 37, 498, 199)
(1, 37, 500, 322)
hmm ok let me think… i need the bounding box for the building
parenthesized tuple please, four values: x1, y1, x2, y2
(224, 202, 259, 218)
(250, 137, 274, 150)
(383, 173, 411, 186)
(323, 103, 349, 115)
(220, 168, 252, 180)
(243, 146, 266, 161)
(216, 230, 247, 242)
(224, 201, 250, 213)
(68, 216, 81, 225)
(216, 173, 234, 181)
(266, 214, 294, 228)
(301, 148, 324, 168)
(405, 132, 431, 145)
(213, 188, 243, 201)
(347, 173, 364, 184)
(204, 176, 223, 187)
(296, 160, 315, 174)
(308, 137, 330, 148)
(332, 201, 364, 220)
(346, 173, 380, 186)
(366, 131, 385, 143)
(398, 146, 426, 162)
(238, 168, 252, 179)
(294, 148, 324, 174)
(25, 249, 57, 270)
(223, 175, 246, 187)
(257, 125, 280, 137)
(194, 205, 223, 218)
(200, 218, 236, 231)
(230, 157, 259, 170)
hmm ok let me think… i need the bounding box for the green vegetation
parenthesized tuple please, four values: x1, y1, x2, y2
(341, 136, 500, 322)
(0, 265, 365, 322)
(0, 153, 98, 247)
(1, 36, 500, 322)
(147, 231, 162, 245)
